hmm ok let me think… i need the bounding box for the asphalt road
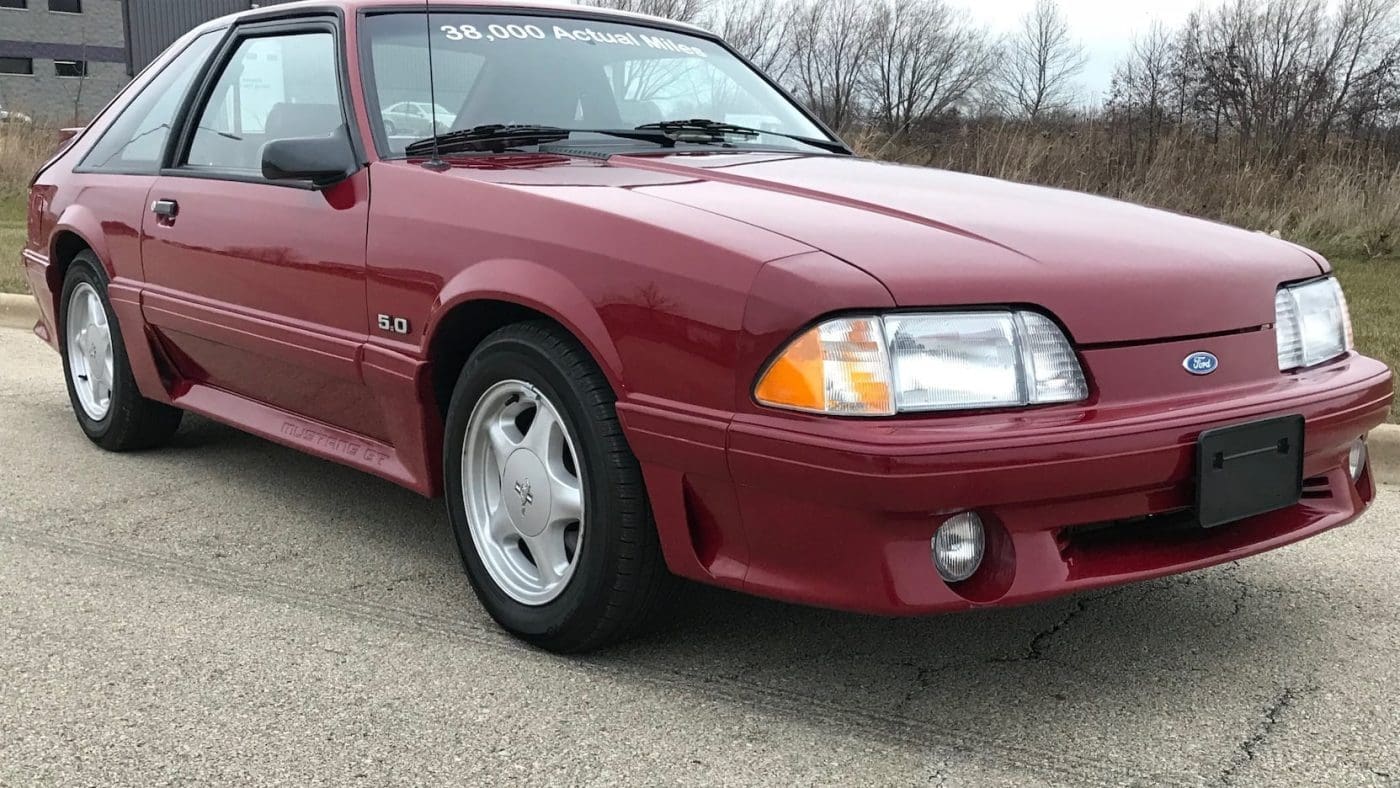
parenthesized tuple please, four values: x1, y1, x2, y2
(1, 327, 1398, 787)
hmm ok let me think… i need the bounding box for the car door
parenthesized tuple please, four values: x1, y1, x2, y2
(139, 18, 385, 440)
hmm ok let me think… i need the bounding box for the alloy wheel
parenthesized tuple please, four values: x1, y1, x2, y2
(462, 380, 586, 606)
(66, 281, 114, 422)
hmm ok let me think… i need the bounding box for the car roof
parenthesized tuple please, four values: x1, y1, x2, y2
(220, 0, 711, 37)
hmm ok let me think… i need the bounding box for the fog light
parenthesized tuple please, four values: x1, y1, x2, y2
(932, 512, 985, 584)
(1349, 438, 1368, 482)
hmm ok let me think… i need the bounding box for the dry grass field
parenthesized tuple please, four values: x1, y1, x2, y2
(865, 123, 1400, 263)
(1, 124, 1394, 419)
(0, 126, 48, 295)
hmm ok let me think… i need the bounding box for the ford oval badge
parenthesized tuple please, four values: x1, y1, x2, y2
(1184, 352, 1219, 376)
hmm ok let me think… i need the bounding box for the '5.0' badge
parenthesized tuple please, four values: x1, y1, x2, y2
(377, 314, 410, 335)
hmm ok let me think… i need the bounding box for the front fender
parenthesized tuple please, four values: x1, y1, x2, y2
(427, 257, 630, 399)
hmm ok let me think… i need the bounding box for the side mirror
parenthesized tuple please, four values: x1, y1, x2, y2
(260, 126, 356, 188)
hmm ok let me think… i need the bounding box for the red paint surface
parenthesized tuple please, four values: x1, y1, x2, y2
(20, 0, 1395, 615)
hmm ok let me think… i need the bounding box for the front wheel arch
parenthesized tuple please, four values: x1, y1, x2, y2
(424, 259, 629, 405)
(427, 299, 558, 421)
(424, 294, 626, 422)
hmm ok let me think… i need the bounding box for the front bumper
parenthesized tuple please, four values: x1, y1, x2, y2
(623, 351, 1393, 615)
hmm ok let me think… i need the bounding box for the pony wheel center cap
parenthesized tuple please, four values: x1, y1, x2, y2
(503, 450, 551, 538)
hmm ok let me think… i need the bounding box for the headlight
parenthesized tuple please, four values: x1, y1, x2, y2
(754, 311, 1088, 416)
(1276, 278, 1352, 371)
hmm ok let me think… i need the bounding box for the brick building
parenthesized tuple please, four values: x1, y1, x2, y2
(0, 0, 290, 125)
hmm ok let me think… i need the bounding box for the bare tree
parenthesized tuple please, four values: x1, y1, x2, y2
(864, 0, 993, 135)
(584, 0, 709, 23)
(58, 38, 91, 126)
(1109, 21, 1177, 151)
(996, 0, 1087, 119)
(788, 0, 877, 132)
(1315, 0, 1400, 143)
(709, 0, 795, 79)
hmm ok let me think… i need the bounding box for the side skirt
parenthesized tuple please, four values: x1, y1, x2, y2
(170, 381, 433, 496)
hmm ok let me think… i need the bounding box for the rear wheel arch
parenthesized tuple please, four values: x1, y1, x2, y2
(47, 229, 97, 298)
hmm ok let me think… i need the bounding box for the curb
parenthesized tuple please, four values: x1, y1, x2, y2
(1371, 424, 1400, 486)
(0, 292, 39, 331)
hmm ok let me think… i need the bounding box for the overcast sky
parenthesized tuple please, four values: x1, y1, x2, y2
(558, 0, 1209, 102)
(966, 0, 1203, 101)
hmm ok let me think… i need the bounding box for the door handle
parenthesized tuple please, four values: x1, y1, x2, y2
(151, 199, 179, 220)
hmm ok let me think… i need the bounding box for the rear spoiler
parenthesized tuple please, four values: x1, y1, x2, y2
(56, 127, 84, 148)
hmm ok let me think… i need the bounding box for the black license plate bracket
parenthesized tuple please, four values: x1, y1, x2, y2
(1196, 416, 1305, 529)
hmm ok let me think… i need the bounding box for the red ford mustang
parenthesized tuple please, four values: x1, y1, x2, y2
(21, 0, 1394, 652)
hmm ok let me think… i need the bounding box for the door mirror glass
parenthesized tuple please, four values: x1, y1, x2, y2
(261, 125, 355, 187)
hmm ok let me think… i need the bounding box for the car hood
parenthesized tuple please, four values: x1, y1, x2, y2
(618, 153, 1324, 344)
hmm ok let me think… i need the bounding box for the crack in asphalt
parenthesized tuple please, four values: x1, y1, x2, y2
(1, 523, 1193, 788)
(1027, 597, 1092, 660)
(927, 754, 954, 787)
(1215, 685, 1314, 786)
(990, 595, 1098, 666)
(890, 660, 943, 718)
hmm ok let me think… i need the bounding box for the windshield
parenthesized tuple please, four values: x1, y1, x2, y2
(361, 12, 832, 156)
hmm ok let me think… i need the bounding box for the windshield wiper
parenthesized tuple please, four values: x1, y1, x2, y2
(406, 123, 698, 156)
(635, 119, 851, 155)
(405, 124, 574, 155)
(405, 121, 850, 157)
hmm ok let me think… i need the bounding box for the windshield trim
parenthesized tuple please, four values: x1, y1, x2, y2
(354, 5, 850, 162)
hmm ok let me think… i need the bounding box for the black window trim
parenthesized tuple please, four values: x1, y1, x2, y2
(72, 30, 227, 176)
(0, 56, 35, 75)
(164, 12, 367, 191)
(354, 4, 850, 162)
(53, 59, 88, 78)
(0, 0, 29, 10)
(48, 0, 81, 14)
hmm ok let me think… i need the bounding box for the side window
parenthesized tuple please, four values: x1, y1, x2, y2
(185, 31, 341, 173)
(81, 31, 221, 174)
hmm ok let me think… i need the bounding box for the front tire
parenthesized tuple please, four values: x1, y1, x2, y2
(59, 253, 182, 451)
(444, 322, 673, 653)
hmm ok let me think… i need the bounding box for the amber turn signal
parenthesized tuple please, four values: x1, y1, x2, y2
(754, 317, 895, 416)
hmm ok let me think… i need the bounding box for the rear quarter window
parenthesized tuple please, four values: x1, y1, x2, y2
(80, 31, 222, 174)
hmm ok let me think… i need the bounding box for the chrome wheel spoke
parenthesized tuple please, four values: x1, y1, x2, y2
(94, 324, 112, 360)
(549, 476, 583, 527)
(486, 499, 515, 543)
(522, 400, 560, 458)
(486, 420, 519, 470)
(86, 291, 103, 326)
(524, 527, 571, 584)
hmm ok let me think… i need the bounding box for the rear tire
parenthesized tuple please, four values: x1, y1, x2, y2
(59, 252, 182, 451)
(444, 322, 674, 653)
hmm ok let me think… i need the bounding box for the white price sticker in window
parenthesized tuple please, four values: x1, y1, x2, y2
(440, 23, 708, 57)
